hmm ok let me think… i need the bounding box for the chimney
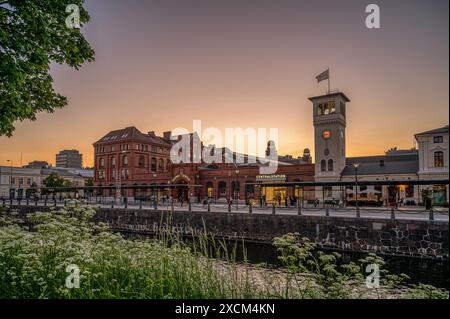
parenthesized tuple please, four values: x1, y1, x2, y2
(148, 131, 156, 137)
(163, 131, 171, 140)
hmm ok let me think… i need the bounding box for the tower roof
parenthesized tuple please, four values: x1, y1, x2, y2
(308, 92, 350, 102)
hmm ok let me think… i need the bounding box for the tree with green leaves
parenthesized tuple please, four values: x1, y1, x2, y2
(0, 0, 95, 136)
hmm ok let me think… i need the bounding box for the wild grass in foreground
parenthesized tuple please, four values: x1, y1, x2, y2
(0, 203, 447, 299)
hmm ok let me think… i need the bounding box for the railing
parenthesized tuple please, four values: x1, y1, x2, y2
(2, 196, 448, 222)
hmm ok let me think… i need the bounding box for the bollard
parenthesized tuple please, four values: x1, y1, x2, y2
(2, 198, 5, 206)
(297, 200, 302, 216)
(10, 198, 13, 206)
(44, 199, 47, 206)
(228, 202, 231, 213)
(171, 200, 174, 213)
(35, 198, 38, 206)
(390, 208, 395, 220)
(356, 206, 360, 218)
(125, 198, 128, 210)
(188, 199, 192, 212)
(154, 200, 158, 210)
(26, 198, 29, 206)
(325, 206, 329, 217)
(249, 203, 252, 214)
(18, 199, 21, 206)
(111, 201, 114, 209)
(429, 208, 434, 221)
(272, 202, 276, 215)
(207, 201, 211, 213)
(54, 199, 57, 207)
(139, 200, 142, 210)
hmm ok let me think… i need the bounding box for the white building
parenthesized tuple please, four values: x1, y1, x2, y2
(310, 91, 448, 206)
(0, 166, 87, 199)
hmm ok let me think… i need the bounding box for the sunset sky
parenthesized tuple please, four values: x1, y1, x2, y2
(0, 0, 448, 167)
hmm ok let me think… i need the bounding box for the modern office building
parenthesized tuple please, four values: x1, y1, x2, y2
(55, 150, 83, 169)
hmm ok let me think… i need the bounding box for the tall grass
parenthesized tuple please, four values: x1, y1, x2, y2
(0, 203, 447, 299)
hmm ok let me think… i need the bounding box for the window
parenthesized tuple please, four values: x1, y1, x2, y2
(434, 136, 443, 143)
(123, 155, 128, 166)
(151, 157, 157, 172)
(434, 151, 444, 167)
(324, 102, 330, 115)
(138, 156, 145, 167)
(328, 159, 334, 171)
(27, 178, 32, 185)
(320, 160, 326, 172)
(19, 178, 23, 185)
(405, 185, 414, 198)
(329, 101, 336, 113)
(99, 157, 105, 168)
(166, 159, 171, 170)
(158, 158, 164, 171)
(359, 185, 367, 198)
(111, 157, 116, 167)
(317, 104, 323, 116)
(11, 177, 15, 185)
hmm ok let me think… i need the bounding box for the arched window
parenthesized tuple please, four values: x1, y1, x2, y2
(434, 151, 444, 167)
(321, 159, 326, 172)
(317, 104, 323, 116)
(111, 157, 116, 168)
(122, 155, 128, 166)
(158, 158, 164, 171)
(151, 157, 157, 172)
(324, 102, 330, 115)
(99, 157, 105, 168)
(329, 101, 336, 113)
(328, 159, 334, 171)
(138, 156, 145, 167)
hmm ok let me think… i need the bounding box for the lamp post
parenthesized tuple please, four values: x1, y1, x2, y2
(235, 169, 239, 210)
(116, 151, 127, 205)
(353, 162, 360, 217)
(6, 160, 13, 199)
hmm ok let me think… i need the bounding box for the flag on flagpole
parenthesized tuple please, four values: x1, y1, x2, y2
(315, 69, 329, 83)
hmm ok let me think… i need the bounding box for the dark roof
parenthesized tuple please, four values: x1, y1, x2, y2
(308, 92, 350, 102)
(94, 126, 171, 146)
(341, 154, 419, 176)
(415, 125, 449, 137)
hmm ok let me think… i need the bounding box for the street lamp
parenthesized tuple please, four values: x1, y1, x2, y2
(353, 162, 360, 216)
(235, 169, 240, 210)
(116, 150, 127, 205)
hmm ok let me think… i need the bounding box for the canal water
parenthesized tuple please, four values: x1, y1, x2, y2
(122, 232, 449, 289)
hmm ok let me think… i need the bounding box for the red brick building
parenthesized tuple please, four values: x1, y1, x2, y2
(93, 126, 315, 203)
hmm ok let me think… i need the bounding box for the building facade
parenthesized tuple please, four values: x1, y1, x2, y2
(56, 150, 83, 169)
(92, 127, 315, 203)
(0, 166, 86, 199)
(93, 92, 448, 206)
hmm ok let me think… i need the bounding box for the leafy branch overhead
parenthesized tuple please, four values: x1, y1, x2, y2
(0, 0, 95, 136)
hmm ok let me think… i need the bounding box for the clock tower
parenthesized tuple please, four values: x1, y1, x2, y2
(309, 92, 350, 181)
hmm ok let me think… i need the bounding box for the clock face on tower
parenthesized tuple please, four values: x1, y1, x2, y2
(322, 129, 332, 140)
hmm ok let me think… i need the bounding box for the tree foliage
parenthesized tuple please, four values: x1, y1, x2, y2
(0, 0, 95, 136)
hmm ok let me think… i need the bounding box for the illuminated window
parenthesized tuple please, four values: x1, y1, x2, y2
(434, 151, 444, 167)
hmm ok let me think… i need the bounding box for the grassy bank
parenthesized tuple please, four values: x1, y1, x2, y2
(0, 203, 447, 299)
